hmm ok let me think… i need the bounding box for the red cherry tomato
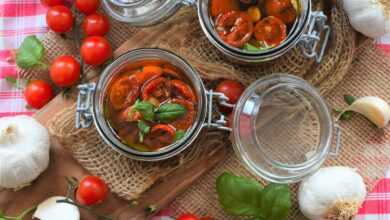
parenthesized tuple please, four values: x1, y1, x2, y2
(144, 124, 176, 149)
(254, 16, 287, 46)
(80, 36, 112, 65)
(50, 55, 80, 87)
(215, 11, 253, 48)
(41, 0, 64, 6)
(215, 79, 245, 113)
(75, 0, 100, 15)
(76, 175, 109, 206)
(177, 213, 199, 220)
(109, 76, 140, 110)
(82, 13, 110, 36)
(46, 5, 73, 33)
(170, 98, 195, 130)
(265, 0, 297, 24)
(141, 77, 171, 102)
(24, 80, 54, 109)
(170, 79, 196, 102)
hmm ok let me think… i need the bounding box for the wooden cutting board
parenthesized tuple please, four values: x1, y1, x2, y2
(0, 35, 226, 220)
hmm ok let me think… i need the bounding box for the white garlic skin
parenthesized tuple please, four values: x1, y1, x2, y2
(0, 115, 50, 189)
(298, 166, 367, 220)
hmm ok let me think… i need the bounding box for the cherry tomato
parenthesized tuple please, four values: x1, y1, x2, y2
(254, 16, 287, 46)
(50, 55, 80, 87)
(177, 213, 199, 220)
(170, 98, 195, 130)
(170, 79, 196, 102)
(142, 77, 171, 102)
(46, 5, 73, 33)
(110, 76, 140, 110)
(75, 0, 100, 15)
(80, 36, 112, 65)
(133, 65, 162, 84)
(41, 0, 64, 6)
(24, 80, 54, 109)
(145, 124, 175, 149)
(82, 13, 110, 36)
(215, 79, 245, 113)
(265, 0, 297, 24)
(215, 11, 253, 48)
(76, 175, 109, 206)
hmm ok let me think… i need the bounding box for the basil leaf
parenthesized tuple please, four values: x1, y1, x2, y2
(137, 120, 150, 143)
(243, 43, 270, 52)
(16, 35, 46, 69)
(216, 172, 263, 217)
(344, 95, 356, 105)
(156, 103, 187, 122)
(133, 100, 155, 121)
(175, 130, 186, 141)
(258, 184, 291, 220)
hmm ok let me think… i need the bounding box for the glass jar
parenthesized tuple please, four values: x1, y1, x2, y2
(76, 49, 340, 183)
(102, 0, 330, 63)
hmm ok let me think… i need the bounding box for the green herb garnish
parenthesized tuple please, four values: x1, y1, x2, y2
(216, 172, 291, 220)
(133, 100, 155, 121)
(344, 95, 356, 105)
(137, 120, 150, 143)
(156, 103, 187, 122)
(16, 35, 46, 69)
(174, 130, 186, 141)
(243, 43, 271, 52)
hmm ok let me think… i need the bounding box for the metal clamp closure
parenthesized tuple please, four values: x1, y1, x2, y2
(329, 123, 341, 157)
(203, 90, 232, 131)
(299, 11, 331, 63)
(76, 83, 96, 129)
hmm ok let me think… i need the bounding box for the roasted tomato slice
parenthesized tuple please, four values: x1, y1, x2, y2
(133, 65, 162, 84)
(161, 65, 183, 80)
(170, 98, 195, 130)
(170, 79, 197, 102)
(265, 0, 297, 24)
(109, 76, 140, 110)
(145, 124, 176, 149)
(142, 77, 171, 102)
(215, 11, 253, 48)
(210, 0, 240, 17)
(254, 16, 287, 46)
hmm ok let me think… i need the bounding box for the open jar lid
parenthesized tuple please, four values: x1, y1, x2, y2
(102, 0, 184, 25)
(231, 74, 334, 183)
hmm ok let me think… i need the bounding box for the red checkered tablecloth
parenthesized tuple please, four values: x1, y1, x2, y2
(1, 1, 390, 219)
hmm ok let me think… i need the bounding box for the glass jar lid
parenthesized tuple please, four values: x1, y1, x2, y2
(102, 0, 184, 26)
(232, 74, 333, 183)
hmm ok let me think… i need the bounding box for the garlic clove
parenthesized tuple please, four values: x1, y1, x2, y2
(344, 96, 390, 128)
(33, 196, 80, 220)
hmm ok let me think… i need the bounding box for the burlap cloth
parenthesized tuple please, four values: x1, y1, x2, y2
(19, 2, 390, 219)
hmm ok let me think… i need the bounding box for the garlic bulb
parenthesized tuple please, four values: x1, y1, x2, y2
(33, 196, 80, 220)
(0, 115, 50, 189)
(298, 166, 367, 220)
(343, 0, 390, 38)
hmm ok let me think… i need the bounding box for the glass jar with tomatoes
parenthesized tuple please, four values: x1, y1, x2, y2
(76, 48, 342, 184)
(102, 0, 330, 63)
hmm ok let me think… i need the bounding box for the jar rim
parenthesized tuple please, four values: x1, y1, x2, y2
(92, 48, 207, 161)
(232, 74, 333, 183)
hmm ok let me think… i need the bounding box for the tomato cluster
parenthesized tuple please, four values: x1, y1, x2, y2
(25, 0, 112, 109)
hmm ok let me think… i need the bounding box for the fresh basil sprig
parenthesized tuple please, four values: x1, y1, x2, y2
(16, 35, 46, 69)
(137, 120, 150, 143)
(174, 130, 186, 141)
(216, 172, 291, 220)
(133, 100, 155, 121)
(156, 103, 187, 122)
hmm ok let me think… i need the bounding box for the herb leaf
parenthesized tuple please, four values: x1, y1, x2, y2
(258, 184, 291, 220)
(243, 43, 271, 52)
(344, 95, 356, 105)
(216, 172, 263, 216)
(133, 100, 155, 121)
(175, 130, 186, 141)
(137, 120, 150, 143)
(156, 103, 187, 122)
(16, 35, 46, 69)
